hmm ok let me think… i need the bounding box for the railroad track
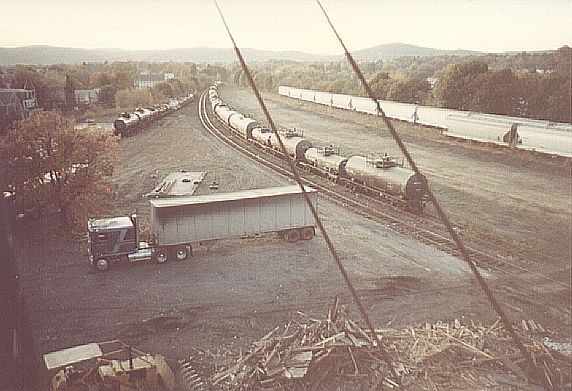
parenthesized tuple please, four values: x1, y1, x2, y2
(197, 92, 571, 293)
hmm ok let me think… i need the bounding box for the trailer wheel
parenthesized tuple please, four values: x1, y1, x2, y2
(95, 258, 109, 272)
(156, 249, 169, 263)
(176, 246, 189, 260)
(300, 227, 315, 240)
(284, 229, 301, 243)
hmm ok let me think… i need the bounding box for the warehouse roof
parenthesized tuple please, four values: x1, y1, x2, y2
(150, 185, 316, 208)
(146, 171, 206, 198)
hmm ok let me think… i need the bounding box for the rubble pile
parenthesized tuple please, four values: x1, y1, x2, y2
(209, 297, 571, 390)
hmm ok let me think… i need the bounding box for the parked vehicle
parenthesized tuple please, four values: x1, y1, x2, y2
(87, 185, 317, 271)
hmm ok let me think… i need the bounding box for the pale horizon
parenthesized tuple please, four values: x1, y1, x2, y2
(1, 0, 570, 55)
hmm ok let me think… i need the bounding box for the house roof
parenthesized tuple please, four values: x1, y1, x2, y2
(24, 78, 35, 90)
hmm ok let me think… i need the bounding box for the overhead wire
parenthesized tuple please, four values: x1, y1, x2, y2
(314, 0, 550, 389)
(212, 0, 401, 384)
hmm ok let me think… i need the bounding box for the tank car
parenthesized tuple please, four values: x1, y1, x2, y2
(215, 105, 239, 125)
(251, 126, 273, 146)
(230, 116, 260, 138)
(344, 155, 426, 204)
(267, 129, 312, 160)
(211, 97, 224, 111)
(304, 146, 348, 174)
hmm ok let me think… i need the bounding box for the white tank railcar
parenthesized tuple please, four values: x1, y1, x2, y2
(214, 105, 239, 125)
(251, 127, 312, 160)
(251, 127, 273, 145)
(304, 147, 348, 174)
(344, 155, 426, 203)
(211, 98, 224, 111)
(268, 132, 312, 160)
(230, 116, 259, 138)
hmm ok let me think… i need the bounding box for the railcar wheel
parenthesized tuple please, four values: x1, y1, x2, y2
(284, 229, 301, 243)
(95, 258, 109, 272)
(300, 227, 315, 240)
(176, 245, 190, 260)
(156, 249, 169, 263)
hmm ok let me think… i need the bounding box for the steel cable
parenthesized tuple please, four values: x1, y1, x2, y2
(315, 0, 550, 389)
(212, 0, 401, 384)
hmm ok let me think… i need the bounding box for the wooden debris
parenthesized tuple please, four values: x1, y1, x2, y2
(208, 297, 572, 390)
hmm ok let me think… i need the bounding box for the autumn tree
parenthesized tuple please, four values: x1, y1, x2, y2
(386, 78, 431, 104)
(0, 111, 118, 231)
(434, 60, 489, 110)
(369, 72, 392, 99)
(115, 88, 152, 109)
(98, 85, 117, 106)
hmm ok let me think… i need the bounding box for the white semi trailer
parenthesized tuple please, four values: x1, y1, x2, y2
(88, 185, 318, 271)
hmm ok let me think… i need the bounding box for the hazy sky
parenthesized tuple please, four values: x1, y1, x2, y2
(1, 0, 570, 53)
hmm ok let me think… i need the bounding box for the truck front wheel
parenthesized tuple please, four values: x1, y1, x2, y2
(155, 249, 169, 263)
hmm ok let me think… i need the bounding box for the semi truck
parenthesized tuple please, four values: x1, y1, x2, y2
(88, 185, 318, 271)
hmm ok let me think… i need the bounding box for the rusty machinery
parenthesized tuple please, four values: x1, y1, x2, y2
(43, 340, 175, 391)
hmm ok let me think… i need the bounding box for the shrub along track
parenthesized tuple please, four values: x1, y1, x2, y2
(198, 91, 571, 328)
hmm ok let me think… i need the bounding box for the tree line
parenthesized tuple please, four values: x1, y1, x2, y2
(2, 62, 227, 111)
(227, 46, 571, 123)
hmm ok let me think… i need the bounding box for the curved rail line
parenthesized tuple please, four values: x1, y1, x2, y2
(198, 91, 570, 292)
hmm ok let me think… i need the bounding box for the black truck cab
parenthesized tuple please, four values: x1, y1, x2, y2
(87, 215, 138, 271)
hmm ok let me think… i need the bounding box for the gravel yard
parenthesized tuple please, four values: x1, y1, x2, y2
(14, 96, 571, 389)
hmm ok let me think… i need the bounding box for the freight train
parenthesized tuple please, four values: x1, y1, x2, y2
(207, 84, 427, 212)
(113, 94, 195, 137)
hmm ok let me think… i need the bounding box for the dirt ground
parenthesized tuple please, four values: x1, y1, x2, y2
(14, 96, 571, 389)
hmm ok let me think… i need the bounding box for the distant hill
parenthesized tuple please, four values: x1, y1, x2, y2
(0, 43, 482, 65)
(0, 46, 331, 65)
(350, 43, 480, 61)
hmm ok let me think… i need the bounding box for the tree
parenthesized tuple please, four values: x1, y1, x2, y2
(153, 81, 176, 98)
(472, 69, 520, 115)
(115, 88, 152, 109)
(369, 72, 392, 99)
(386, 78, 431, 104)
(0, 111, 118, 231)
(65, 74, 75, 112)
(434, 60, 489, 110)
(98, 85, 117, 106)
